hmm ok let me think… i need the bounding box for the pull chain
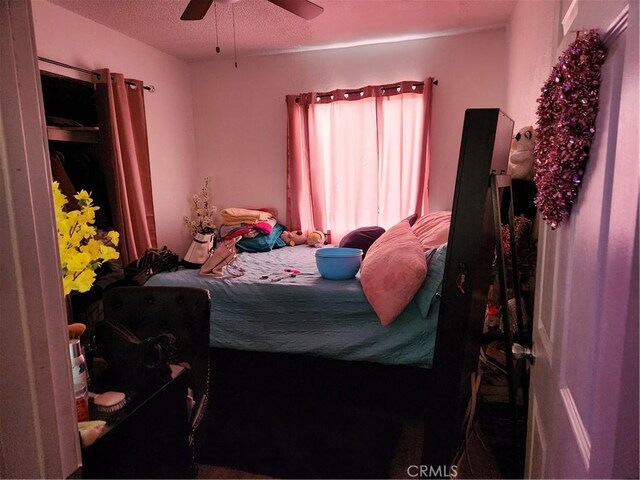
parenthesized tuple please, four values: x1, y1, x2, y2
(232, 3, 238, 68)
(214, 1, 220, 54)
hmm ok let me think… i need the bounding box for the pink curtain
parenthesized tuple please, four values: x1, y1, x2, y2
(95, 69, 157, 264)
(286, 79, 433, 243)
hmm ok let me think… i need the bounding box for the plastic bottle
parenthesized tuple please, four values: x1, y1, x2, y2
(69, 339, 90, 422)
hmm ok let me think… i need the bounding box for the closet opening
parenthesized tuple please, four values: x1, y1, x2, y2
(41, 70, 121, 328)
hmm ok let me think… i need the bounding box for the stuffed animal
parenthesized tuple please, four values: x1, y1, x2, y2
(280, 230, 307, 247)
(507, 126, 536, 181)
(307, 230, 325, 248)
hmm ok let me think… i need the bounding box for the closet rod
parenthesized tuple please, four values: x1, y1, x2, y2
(38, 57, 156, 93)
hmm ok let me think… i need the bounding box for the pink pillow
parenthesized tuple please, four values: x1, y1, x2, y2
(412, 211, 452, 250)
(360, 220, 427, 326)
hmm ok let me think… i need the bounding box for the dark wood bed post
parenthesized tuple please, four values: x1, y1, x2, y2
(421, 109, 514, 470)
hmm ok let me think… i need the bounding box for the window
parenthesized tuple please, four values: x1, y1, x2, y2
(286, 79, 433, 242)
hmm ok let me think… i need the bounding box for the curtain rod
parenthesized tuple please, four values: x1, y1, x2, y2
(379, 79, 439, 89)
(37, 57, 156, 93)
(314, 79, 438, 100)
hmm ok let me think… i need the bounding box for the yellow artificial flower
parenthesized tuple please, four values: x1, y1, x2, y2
(78, 207, 97, 225)
(107, 230, 120, 246)
(59, 245, 74, 265)
(52, 182, 120, 296)
(74, 189, 92, 203)
(80, 239, 103, 259)
(74, 269, 97, 293)
(99, 244, 120, 262)
(79, 222, 97, 240)
(62, 274, 75, 296)
(53, 182, 68, 210)
(65, 252, 92, 273)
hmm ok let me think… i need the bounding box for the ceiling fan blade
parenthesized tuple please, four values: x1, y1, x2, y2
(267, 0, 324, 20)
(181, 0, 214, 20)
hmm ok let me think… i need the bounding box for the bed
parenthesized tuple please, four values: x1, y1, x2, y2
(147, 243, 447, 368)
(150, 108, 515, 476)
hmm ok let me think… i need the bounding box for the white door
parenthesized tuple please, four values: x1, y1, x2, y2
(525, 0, 639, 478)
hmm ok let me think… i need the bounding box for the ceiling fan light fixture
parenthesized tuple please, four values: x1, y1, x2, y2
(180, 0, 214, 20)
(180, 0, 323, 22)
(268, 0, 323, 20)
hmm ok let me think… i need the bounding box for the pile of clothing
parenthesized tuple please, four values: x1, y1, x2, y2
(218, 208, 285, 253)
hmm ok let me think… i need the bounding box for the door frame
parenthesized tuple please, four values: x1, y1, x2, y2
(0, 1, 80, 477)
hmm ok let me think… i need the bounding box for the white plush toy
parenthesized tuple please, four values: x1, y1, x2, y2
(507, 126, 536, 180)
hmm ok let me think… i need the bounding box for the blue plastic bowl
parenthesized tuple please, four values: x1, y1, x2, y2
(315, 247, 363, 280)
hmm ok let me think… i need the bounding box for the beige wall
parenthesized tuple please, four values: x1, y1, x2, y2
(29, 0, 566, 250)
(31, 0, 199, 254)
(506, 0, 561, 129)
(31, 2, 509, 245)
(189, 28, 509, 225)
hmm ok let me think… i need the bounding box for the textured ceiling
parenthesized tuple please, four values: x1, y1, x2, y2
(46, 0, 517, 63)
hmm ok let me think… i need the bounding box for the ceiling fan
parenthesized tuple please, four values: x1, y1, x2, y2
(181, 0, 324, 21)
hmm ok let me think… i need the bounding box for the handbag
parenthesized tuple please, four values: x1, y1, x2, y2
(199, 237, 243, 278)
(93, 319, 176, 393)
(125, 246, 180, 285)
(183, 232, 215, 267)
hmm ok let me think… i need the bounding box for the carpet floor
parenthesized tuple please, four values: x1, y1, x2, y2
(196, 417, 422, 480)
(196, 418, 507, 479)
(196, 393, 404, 479)
(194, 350, 523, 479)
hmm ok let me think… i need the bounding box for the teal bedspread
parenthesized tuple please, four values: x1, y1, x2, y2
(146, 244, 447, 368)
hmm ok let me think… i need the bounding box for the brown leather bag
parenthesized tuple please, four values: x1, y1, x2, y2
(124, 246, 180, 285)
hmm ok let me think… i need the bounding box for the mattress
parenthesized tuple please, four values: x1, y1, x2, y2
(146, 243, 447, 368)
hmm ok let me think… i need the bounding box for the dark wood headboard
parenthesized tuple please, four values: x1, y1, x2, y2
(422, 109, 514, 467)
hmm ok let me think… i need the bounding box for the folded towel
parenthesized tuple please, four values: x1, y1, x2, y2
(221, 217, 257, 226)
(221, 207, 273, 220)
(221, 208, 273, 226)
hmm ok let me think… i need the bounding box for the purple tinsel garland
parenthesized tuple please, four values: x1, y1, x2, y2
(534, 30, 607, 229)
